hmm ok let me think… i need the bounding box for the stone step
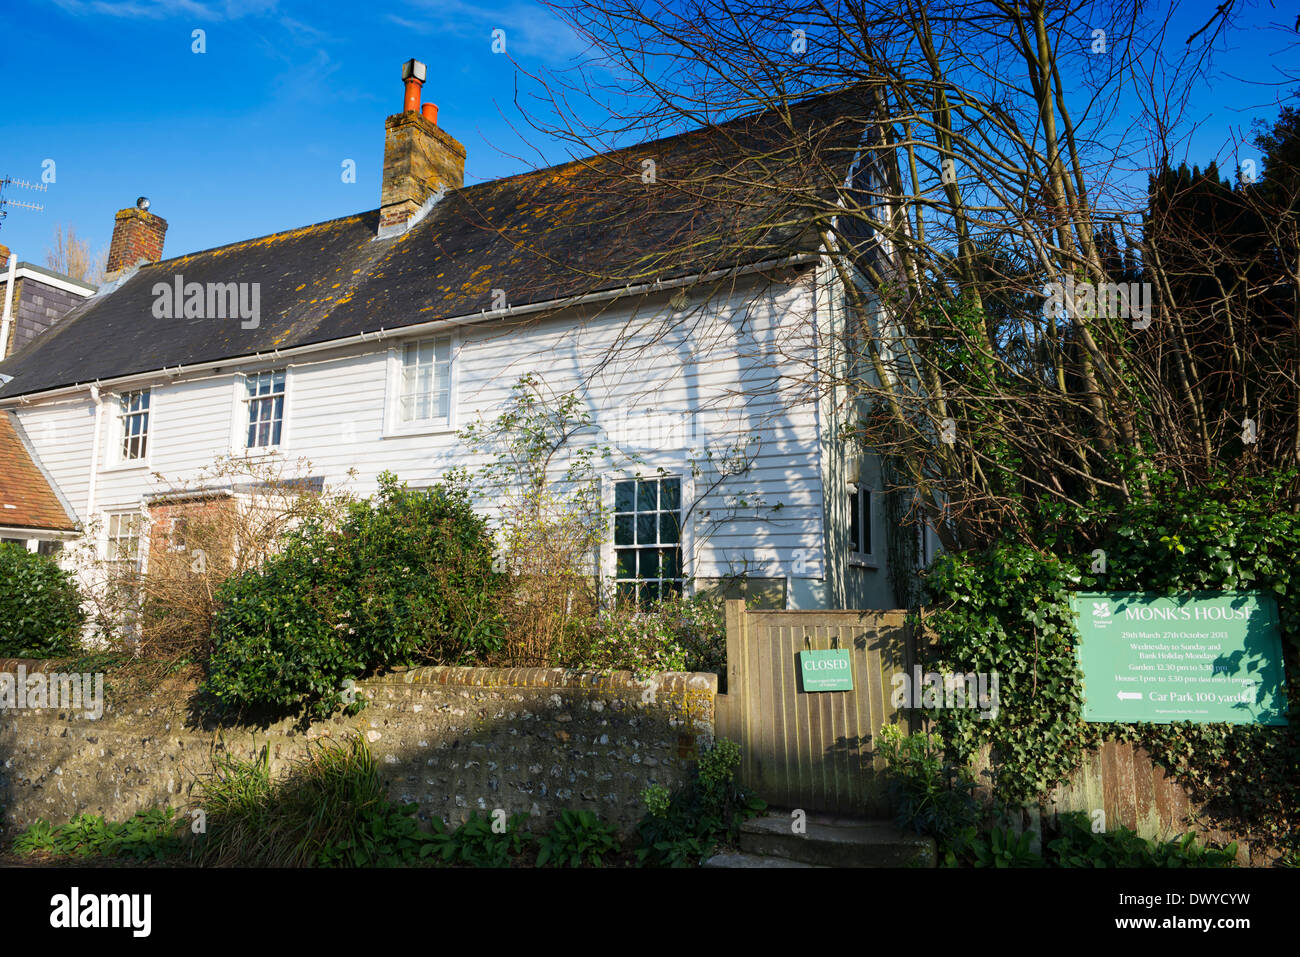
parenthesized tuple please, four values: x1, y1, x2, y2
(738, 812, 936, 867)
(702, 851, 826, 868)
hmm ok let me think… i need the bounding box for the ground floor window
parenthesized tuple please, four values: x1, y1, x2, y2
(106, 511, 142, 577)
(613, 475, 683, 605)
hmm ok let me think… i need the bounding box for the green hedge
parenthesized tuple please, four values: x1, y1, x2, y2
(203, 473, 506, 718)
(0, 543, 85, 658)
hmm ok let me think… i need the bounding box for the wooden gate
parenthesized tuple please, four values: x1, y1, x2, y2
(715, 600, 916, 815)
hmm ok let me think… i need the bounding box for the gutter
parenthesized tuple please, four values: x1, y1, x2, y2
(0, 253, 16, 359)
(0, 252, 819, 407)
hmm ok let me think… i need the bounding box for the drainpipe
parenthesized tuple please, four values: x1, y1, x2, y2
(85, 383, 103, 521)
(0, 254, 16, 359)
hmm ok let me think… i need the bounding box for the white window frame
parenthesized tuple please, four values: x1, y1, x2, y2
(241, 368, 289, 452)
(227, 367, 294, 455)
(601, 471, 693, 605)
(104, 508, 144, 576)
(848, 481, 878, 568)
(106, 388, 152, 470)
(382, 333, 460, 438)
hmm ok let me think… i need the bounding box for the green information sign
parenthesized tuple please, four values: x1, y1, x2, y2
(1070, 591, 1288, 725)
(799, 649, 854, 692)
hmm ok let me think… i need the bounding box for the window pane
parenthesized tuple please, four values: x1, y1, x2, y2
(638, 549, 659, 578)
(637, 482, 657, 512)
(636, 514, 657, 545)
(616, 550, 635, 578)
(849, 487, 861, 553)
(659, 512, 679, 544)
(659, 548, 678, 580)
(660, 479, 680, 511)
(862, 491, 872, 555)
(614, 481, 635, 513)
(614, 514, 634, 546)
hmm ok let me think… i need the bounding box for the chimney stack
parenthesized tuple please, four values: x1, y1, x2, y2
(105, 197, 167, 279)
(379, 59, 465, 237)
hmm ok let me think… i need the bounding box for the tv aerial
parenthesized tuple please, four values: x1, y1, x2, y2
(0, 176, 47, 235)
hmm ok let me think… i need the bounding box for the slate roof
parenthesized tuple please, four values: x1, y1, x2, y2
(0, 88, 868, 400)
(0, 412, 77, 531)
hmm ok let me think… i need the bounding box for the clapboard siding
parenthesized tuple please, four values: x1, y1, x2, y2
(14, 276, 857, 603)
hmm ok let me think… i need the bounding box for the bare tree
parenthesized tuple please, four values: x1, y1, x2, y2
(460, 0, 1300, 550)
(45, 223, 105, 284)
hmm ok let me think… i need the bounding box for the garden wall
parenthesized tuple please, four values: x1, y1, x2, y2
(0, 659, 717, 834)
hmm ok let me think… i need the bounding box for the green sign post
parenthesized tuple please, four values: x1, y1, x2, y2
(1069, 591, 1288, 725)
(799, 649, 854, 692)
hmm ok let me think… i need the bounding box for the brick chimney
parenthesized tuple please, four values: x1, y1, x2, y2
(105, 197, 167, 278)
(379, 59, 465, 237)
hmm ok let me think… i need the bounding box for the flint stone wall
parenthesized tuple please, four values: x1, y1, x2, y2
(0, 660, 717, 834)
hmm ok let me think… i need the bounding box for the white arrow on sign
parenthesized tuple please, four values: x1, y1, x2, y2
(1117, 692, 1143, 700)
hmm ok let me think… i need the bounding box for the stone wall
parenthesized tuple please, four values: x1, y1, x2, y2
(0, 660, 717, 834)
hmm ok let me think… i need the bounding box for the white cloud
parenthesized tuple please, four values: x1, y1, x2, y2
(49, 0, 279, 21)
(393, 0, 589, 64)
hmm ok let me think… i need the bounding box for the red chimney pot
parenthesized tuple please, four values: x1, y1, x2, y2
(421, 103, 438, 125)
(402, 58, 426, 113)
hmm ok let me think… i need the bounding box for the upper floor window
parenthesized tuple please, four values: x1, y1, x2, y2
(399, 337, 452, 426)
(118, 389, 150, 461)
(245, 369, 286, 448)
(613, 475, 683, 606)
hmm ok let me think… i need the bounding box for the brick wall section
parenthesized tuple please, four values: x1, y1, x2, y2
(379, 112, 466, 231)
(105, 208, 168, 275)
(0, 661, 716, 835)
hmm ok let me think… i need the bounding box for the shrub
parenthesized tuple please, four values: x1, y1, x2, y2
(0, 544, 85, 658)
(566, 592, 726, 676)
(536, 809, 621, 867)
(876, 724, 982, 853)
(635, 737, 766, 866)
(204, 473, 506, 718)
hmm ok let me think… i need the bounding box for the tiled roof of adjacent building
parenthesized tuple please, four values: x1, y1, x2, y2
(0, 412, 78, 531)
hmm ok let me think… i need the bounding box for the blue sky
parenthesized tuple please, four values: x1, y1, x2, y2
(0, 0, 1296, 267)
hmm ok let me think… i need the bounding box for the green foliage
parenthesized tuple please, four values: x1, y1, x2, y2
(535, 809, 620, 867)
(196, 736, 441, 867)
(204, 473, 506, 718)
(923, 469, 1300, 854)
(1046, 812, 1237, 868)
(14, 808, 187, 861)
(562, 592, 727, 676)
(966, 825, 1042, 868)
(635, 737, 766, 867)
(429, 811, 532, 868)
(876, 724, 981, 850)
(0, 544, 85, 658)
(923, 542, 1099, 804)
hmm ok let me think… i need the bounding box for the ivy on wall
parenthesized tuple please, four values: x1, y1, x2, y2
(921, 470, 1300, 856)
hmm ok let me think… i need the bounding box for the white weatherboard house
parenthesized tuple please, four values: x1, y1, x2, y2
(0, 65, 927, 612)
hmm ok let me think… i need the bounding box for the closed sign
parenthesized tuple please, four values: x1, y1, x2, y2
(799, 650, 853, 692)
